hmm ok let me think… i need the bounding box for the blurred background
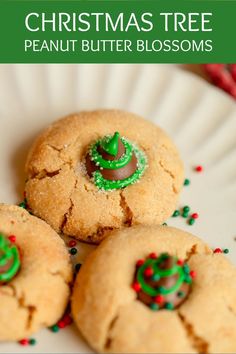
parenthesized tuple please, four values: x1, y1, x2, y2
(183, 64, 236, 99)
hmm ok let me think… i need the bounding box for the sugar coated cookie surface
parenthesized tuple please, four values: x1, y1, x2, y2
(25, 110, 184, 243)
(72, 225, 236, 353)
(0, 204, 72, 341)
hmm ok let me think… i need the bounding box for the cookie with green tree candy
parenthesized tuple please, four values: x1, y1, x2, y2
(0, 233, 20, 284)
(132, 252, 194, 311)
(85, 131, 147, 190)
(25, 110, 184, 243)
(0, 204, 72, 341)
(72, 225, 236, 353)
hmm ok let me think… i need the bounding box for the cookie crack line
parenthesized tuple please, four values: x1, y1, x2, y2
(61, 180, 134, 243)
(29, 168, 62, 180)
(185, 244, 212, 263)
(60, 199, 74, 233)
(45, 143, 63, 153)
(104, 314, 119, 351)
(185, 244, 198, 262)
(6, 284, 36, 330)
(27, 159, 73, 180)
(158, 160, 178, 194)
(60, 178, 78, 234)
(44, 136, 84, 169)
(45, 130, 81, 156)
(103, 297, 138, 352)
(177, 312, 209, 354)
(119, 191, 133, 227)
(28, 142, 75, 179)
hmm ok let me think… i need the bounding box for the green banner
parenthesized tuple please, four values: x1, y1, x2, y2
(0, 0, 235, 63)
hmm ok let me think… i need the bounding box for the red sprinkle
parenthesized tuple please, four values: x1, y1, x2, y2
(63, 314, 73, 326)
(195, 165, 203, 172)
(154, 295, 164, 304)
(191, 213, 199, 219)
(58, 320, 66, 329)
(149, 252, 157, 259)
(214, 248, 222, 253)
(144, 267, 153, 277)
(136, 259, 144, 267)
(8, 235, 16, 243)
(177, 259, 184, 266)
(68, 240, 77, 248)
(19, 339, 29, 346)
(190, 270, 197, 279)
(132, 282, 141, 292)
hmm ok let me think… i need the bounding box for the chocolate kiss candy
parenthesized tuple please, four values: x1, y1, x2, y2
(132, 253, 193, 310)
(85, 132, 138, 181)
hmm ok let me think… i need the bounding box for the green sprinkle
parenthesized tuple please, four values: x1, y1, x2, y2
(164, 302, 174, 310)
(160, 253, 169, 261)
(188, 218, 195, 226)
(50, 325, 59, 333)
(184, 275, 192, 284)
(183, 206, 190, 213)
(29, 338, 37, 346)
(75, 263, 82, 272)
(162, 222, 167, 226)
(70, 247, 77, 255)
(150, 303, 159, 311)
(182, 211, 189, 218)
(158, 286, 166, 294)
(152, 273, 160, 281)
(172, 210, 180, 217)
(19, 199, 27, 209)
(224, 248, 229, 254)
(177, 291, 185, 298)
(184, 178, 190, 186)
(183, 263, 190, 274)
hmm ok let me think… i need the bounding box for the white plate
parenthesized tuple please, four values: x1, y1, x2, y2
(0, 64, 236, 353)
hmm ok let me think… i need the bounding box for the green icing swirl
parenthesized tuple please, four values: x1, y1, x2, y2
(90, 138, 133, 170)
(137, 254, 191, 297)
(0, 234, 20, 283)
(89, 134, 147, 191)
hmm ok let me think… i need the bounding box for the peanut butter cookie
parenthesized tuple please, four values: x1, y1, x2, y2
(25, 110, 184, 243)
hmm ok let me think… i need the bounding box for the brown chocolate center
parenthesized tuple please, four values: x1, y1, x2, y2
(133, 254, 192, 310)
(85, 137, 138, 181)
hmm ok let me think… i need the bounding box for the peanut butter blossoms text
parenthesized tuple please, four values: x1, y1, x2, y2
(85, 132, 147, 191)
